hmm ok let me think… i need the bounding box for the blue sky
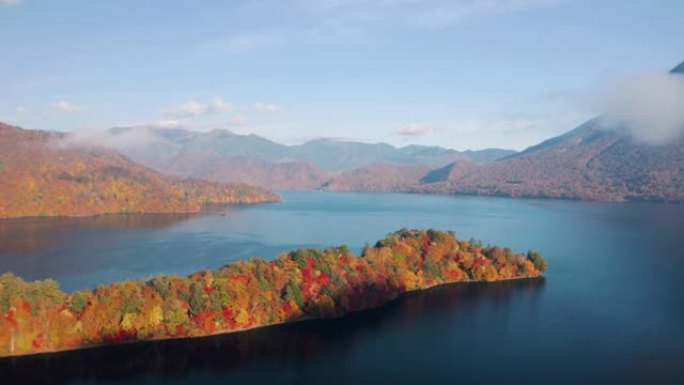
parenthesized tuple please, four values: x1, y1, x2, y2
(1, 0, 682, 151)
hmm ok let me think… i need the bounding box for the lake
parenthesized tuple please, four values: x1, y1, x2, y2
(0, 191, 683, 384)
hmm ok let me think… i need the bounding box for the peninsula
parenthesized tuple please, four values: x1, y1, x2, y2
(0, 229, 547, 357)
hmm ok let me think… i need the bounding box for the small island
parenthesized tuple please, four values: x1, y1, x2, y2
(0, 229, 547, 357)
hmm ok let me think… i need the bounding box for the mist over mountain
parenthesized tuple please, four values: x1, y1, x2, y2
(71, 126, 515, 190)
(592, 62, 684, 145)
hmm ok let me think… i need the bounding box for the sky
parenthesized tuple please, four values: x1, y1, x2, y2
(1, 0, 683, 151)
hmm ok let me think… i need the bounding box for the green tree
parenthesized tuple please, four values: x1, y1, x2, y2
(424, 260, 442, 279)
(284, 281, 304, 309)
(209, 283, 230, 312)
(189, 282, 206, 316)
(68, 291, 88, 315)
(527, 250, 547, 273)
(152, 276, 171, 300)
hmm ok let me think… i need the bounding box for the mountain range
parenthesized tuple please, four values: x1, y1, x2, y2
(100, 126, 515, 190)
(3, 62, 683, 205)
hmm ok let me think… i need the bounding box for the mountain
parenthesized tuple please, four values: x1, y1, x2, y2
(419, 161, 475, 184)
(417, 119, 684, 201)
(161, 156, 329, 191)
(0, 123, 279, 218)
(461, 148, 518, 163)
(322, 163, 431, 192)
(671, 61, 684, 74)
(409, 61, 684, 202)
(106, 127, 514, 189)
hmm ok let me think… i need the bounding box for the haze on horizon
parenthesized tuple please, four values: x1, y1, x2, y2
(1, 0, 683, 151)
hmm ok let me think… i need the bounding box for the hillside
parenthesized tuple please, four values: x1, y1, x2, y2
(322, 163, 431, 192)
(162, 155, 330, 191)
(0, 123, 280, 218)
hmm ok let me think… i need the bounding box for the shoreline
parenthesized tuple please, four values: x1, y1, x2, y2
(0, 196, 282, 221)
(0, 274, 542, 359)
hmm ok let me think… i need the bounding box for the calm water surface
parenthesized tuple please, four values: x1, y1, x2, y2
(0, 191, 683, 384)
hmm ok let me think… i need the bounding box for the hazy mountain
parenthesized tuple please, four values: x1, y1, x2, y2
(0, 123, 279, 218)
(161, 155, 329, 191)
(322, 163, 431, 192)
(462, 148, 519, 163)
(103, 127, 514, 189)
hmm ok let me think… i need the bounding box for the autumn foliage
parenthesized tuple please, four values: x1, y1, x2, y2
(0, 123, 280, 218)
(0, 229, 546, 357)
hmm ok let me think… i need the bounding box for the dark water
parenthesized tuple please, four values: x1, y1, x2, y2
(0, 191, 683, 384)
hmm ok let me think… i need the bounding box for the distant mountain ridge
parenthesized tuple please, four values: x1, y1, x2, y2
(105, 126, 515, 190)
(115, 126, 515, 170)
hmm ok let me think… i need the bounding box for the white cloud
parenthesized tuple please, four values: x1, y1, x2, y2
(53, 101, 85, 113)
(253, 102, 279, 112)
(397, 122, 432, 136)
(164, 97, 233, 118)
(16, 106, 27, 114)
(58, 121, 181, 152)
(58, 128, 162, 152)
(1, 0, 23, 6)
(597, 72, 684, 145)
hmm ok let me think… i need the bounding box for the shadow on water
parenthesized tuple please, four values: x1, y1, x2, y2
(0, 214, 196, 253)
(0, 279, 545, 385)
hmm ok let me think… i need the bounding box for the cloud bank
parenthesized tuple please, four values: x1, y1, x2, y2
(598, 72, 684, 145)
(58, 122, 179, 152)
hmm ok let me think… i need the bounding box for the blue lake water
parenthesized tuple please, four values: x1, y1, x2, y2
(0, 191, 683, 384)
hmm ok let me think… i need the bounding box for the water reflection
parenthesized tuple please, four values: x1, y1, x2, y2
(0, 214, 194, 253)
(0, 279, 544, 385)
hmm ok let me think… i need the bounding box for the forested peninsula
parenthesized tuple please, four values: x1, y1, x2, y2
(0, 229, 547, 357)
